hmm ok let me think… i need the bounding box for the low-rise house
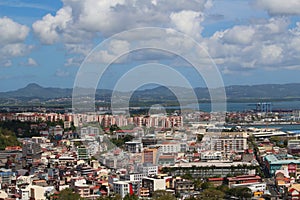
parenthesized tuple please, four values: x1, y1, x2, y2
(226, 175, 262, 188)
(207, 177, 224, 187)
(173, 178, 194, 196)
(288, 184, 300, 200)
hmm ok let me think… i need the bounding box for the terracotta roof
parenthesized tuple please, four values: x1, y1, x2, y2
(208, 177, 224, 181)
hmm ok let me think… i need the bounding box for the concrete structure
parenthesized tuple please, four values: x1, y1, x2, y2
(201, 151, 222, 161)
(75, 183, 90, 198)
(142, 146, 160, 165)
(0, 190, 8, 200)
(174, 178, 194, 196)
(157, 142, 180, 154)
(158, 154, 176, 166)
(288, 140, 300, 155)
(227, 175, 262, 188)
(80, 126, 100, 138)
(142, 176, 170, 197)
(288, 184, 300, 200)
(207, 177, 224, 187)
(168, 161, 257, 178)
(141, 164, 158, 176)
(113, 181, 130, 198)
(125, 141, 143, 153)
(232, 182, 266, 198)
(77, 146, 89, 160)
(213, 135, 248, 153)
(264, 154, 300, 177)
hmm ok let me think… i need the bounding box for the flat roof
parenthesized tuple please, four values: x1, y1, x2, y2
(265, 154, 300, 165)
(171, 161, 256, 168)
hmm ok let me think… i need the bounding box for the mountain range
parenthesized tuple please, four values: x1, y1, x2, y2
(1, 83, 300, 105)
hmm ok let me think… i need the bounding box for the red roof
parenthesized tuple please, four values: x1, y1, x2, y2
(116, 130, 134, 133)
(227, 175, 261, 182)
(91, 186, 100, 190)
(100, 190, 108, 194)
(208, 177, 224, 181)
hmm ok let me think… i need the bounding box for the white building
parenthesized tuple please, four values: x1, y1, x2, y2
(232, 182, 267, 193)
(142, 177, 167, 196)
(157, 143, 180, 154)
(80, 126, 100, 138)
(203, 132, 248, 153)
(142, 165, 158, 176)
(125, 141, 143, 153)
(201, 151, 222, 161)
(113, 181, 130, 198)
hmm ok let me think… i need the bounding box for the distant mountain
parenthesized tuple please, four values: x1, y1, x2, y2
(224, 83, 300, 100)
(0, 83, 73, 99)
(1, 83, 300, 104)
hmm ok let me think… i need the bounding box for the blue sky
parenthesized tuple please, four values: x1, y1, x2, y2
(1, 0, 300, 92)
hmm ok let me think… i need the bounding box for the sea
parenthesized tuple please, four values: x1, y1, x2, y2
(185, 100, 300, 132)
(193, 100, 300, 113)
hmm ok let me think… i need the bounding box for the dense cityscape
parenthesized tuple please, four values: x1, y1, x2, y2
(2, 0, 300, 199)
(0, 105, 300, 199)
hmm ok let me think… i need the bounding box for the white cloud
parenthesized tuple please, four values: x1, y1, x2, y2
(222, 26, 255, 45)
(256, 0, 300, 15)
(32, 7, 72, 44)
(1, 60, 12, 67)
(260, 45, 283, 65)
(202, 17, 300, 74)
(108, 40, 130, 55)
(30, 0, 300, 75)
(33, 0, 210, 54)
(0, 43, 33, 59)
(87, 40, 130, 64)
(0, 17, 31, 62)
(65, 57, 83, 67)
(23, 58, 38, 67)
(170, 10, 203, 37)
(0, 17, 29, 45)
(55, 69, 70, 77)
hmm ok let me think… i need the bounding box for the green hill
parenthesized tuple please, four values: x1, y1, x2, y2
(0, 128, 21, 150)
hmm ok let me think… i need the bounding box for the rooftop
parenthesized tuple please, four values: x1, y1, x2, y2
(265, 154, 300, 165)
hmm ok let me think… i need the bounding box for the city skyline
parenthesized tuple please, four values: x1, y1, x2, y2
(1, 0, 300, 92)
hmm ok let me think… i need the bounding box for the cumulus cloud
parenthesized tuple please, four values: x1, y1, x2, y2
(86, 39, 130, 64)
(222, 26, 255, 45)
(0, 17, 29, 45)
(32, 7, 72, 45)
(256, 0, 300, 15)
(203, 17, 300, 74)
(0, 43, 33, 59)
(1, 60, 12, 67)
(170, 10, 204, 37)
(260, 45, 283, 65)
(0, 17, 31, 63)
(55, 69, 70, 77)
(32, 0, 210, 58)
(30, 0, 300, 75)
(20, 58, 38, 67)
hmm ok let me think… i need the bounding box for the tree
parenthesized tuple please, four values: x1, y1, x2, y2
(201, 181, 214, 190)
(109, 124, 120, 133)
(123, 194, 138, 200)
(216, 185, 229, 193)
(152, 190, 176, 200)
(96, 194, 121, 200)
(54, 188, 81, 200)
(199, 188, 225, 200)
(181, 173, 193, 180)
(184, 197, 198, 200)
(197, 134, 204, 142)
(227, 187, 252, 199)
(0, 128, 21, 150)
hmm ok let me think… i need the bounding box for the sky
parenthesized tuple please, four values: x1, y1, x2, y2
(1, 0, 300, 92)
